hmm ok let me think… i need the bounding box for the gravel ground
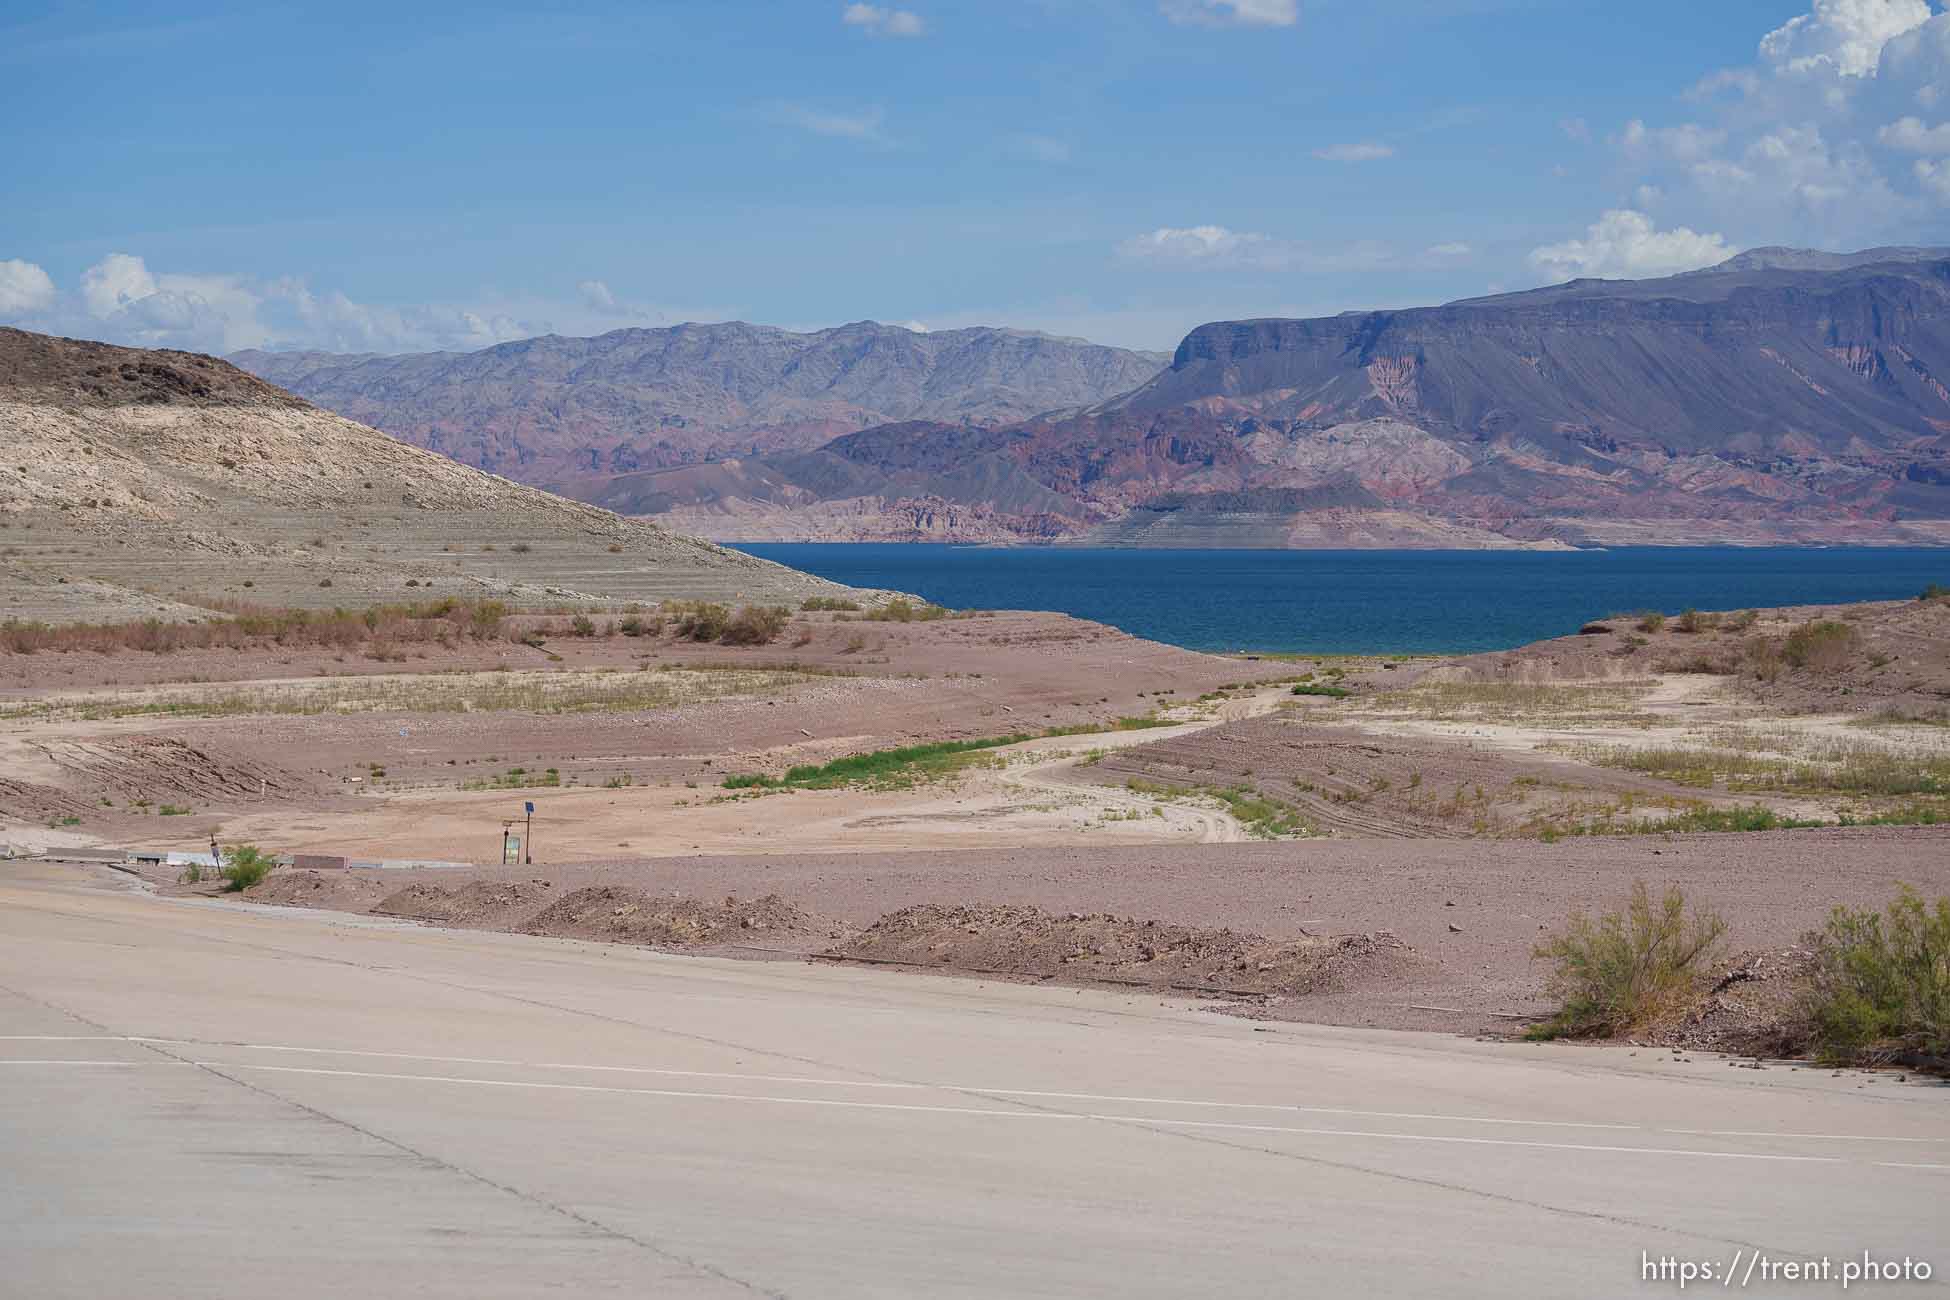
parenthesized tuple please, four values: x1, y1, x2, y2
(218, 823, 1950, 1039)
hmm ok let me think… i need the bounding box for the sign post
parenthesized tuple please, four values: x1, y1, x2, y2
(524, 801, 535, 865)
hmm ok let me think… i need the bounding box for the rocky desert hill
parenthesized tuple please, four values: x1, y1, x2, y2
(0, 328, 867, 623)
(618, 249, 1950, 546)
(233, 321, 1168, 489)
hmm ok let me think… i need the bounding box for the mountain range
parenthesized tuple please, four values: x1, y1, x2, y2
(234, 322, 1168, 488)
(232, 250, 1950, 548)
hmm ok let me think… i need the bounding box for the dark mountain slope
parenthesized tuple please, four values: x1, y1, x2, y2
(626, 250, 1950, 546)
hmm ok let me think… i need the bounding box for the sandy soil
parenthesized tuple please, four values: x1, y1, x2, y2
(0, 612, 1302, 858)
(11, 595, 1949, 1053)
(154, 823, 1950, 1041)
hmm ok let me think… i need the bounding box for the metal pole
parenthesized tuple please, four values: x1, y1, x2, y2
(501, 826, 509, 866)
(525, 807, 533, 865)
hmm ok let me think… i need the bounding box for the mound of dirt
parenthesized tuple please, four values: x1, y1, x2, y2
(1643, 947, 1821, 1058)
(518, 885, 814, 948)
(374, 879, 553, 927)
(246, 869, 393, 911)
(827, 903, 1422, 997)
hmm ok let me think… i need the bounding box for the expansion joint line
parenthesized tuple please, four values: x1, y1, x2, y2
(0, 976, 790, 1300)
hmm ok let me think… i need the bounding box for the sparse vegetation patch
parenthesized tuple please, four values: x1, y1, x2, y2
(1528, 881, 1727, 1039)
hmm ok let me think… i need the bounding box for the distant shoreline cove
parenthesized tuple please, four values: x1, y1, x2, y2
(733, 544, 1950, 656)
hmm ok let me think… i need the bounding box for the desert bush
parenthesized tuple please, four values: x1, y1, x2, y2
(1290, 682, 1350, 698)
(719, 605, 791, 646)
(1529, 881, 1728, 1038)
(1635, 611, 1667, 634)
(801, 596, 861, 612)
(1674, 608, 1720, 634)
(669, 602, 731, 642)
(570, 614, 596, 638)
(467, 600, 508, 640)
(1740, 636, 1784, 682)
(1921, 583, 1948, 602)
(725, 734, 1032, 790)
(1806, 887, 1950, 1065)
(864, 598, 949, 623)
(220, 844, 275, 892)
(0, 599, 515, 657)
(1782, 619, 1858, 672)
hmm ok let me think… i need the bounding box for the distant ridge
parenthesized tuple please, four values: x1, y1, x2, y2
(233, 321, 1168, 487)
(612, 250, 1950, 548)
(1705, 246, 1950, 274)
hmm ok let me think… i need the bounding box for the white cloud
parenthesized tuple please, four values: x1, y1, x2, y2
(79, 252, 157, 318)
(0, 259, 57, 316)
(1598, 3, 1950, 249)
(578, 279, 619, 311)
(1879, 114, 1950, 150)
(1425, 242, 1472, 258)
(1915, 157, 1950, 196)
(1760, 0, 1931, 78)
(1121, 225, 1274, 265)
(1311, 141, 1393, 162)
(771, 102, 887, 141)
(1558, 117, 1591, 144)
(2, 252, 737, 356)
(1620, 119, 1726, 163)
(841, 4, 924, 37)
(1117, 225, 1391, 273)
(1161, 0, 1298, 29)
(1528, 210, 1735, 281)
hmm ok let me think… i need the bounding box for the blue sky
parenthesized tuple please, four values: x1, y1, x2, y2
(4, 0, 1949, 354)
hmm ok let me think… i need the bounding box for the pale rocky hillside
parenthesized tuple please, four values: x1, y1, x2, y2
(0, 329, 871, 623)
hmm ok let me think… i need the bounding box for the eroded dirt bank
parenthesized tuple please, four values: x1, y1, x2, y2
(223, 824, 1950, 1042)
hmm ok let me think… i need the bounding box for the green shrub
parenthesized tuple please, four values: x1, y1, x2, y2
(801, 596, 861, 612)
(1290, 682, 1350, 698)
(720, 605, 791, 646)
(220, 844, 276, 893)
(1921, 583, 1948, 602)
(724, 735, 1031, 790)
(570, 614, 596, 638)
(864, 598, 949, 623)
(1528, 881, 1727, 1038)
(1783, 619, 1858, 672)
(1636, 611, 1667, 634)
(1807, 887, 1950, 1065)
(669, 602, 730, 641)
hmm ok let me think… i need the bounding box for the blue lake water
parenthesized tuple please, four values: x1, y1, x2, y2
(735, 545, 1950, 655)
